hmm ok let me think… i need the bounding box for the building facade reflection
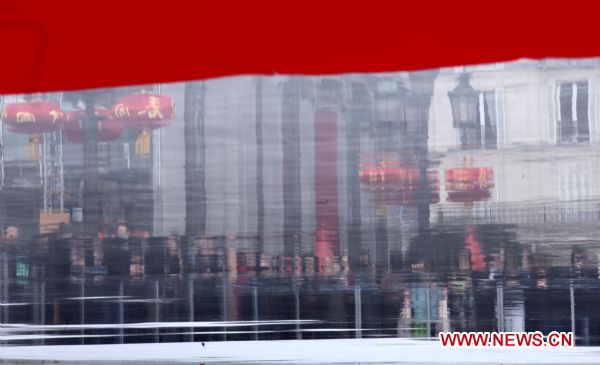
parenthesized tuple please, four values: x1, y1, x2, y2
(1, 59, 600, 346)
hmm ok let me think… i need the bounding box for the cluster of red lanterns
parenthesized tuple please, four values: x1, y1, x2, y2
(359, 160, 495, 206)
(445, 167, 494, 203)
(1, 92, 175, 159)
(359, 160, 440, 206)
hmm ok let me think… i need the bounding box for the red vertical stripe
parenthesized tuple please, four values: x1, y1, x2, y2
(314, 110, 339, 260)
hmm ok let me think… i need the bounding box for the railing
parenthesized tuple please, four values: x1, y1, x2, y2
(430, 199, 600, 225)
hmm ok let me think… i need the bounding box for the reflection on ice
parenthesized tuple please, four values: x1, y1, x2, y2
(2, 58, 600, 348)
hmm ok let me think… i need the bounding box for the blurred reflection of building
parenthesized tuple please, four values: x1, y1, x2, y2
(428, 62, 600, 225)
(0, 87, 191, 240)
(4, 60, 600, 346)
(177, 61, 600, 270)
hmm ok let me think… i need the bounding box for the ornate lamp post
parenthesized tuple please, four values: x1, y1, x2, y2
(448, 73, 479, 128)
(448, 73, 480, 148)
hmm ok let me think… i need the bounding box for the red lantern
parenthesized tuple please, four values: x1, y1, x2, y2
(111, 93, 175, 155)
(2, 101, 64, 159)
(360, 161, 440, 206)
(445, 167, 494, 203)
(63, 108, 124, 143)
(445, 167, 493, 182)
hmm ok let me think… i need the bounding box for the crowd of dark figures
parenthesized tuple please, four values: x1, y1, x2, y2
(2, 220, 600, 346)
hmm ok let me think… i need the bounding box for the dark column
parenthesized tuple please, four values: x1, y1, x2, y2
(184, 82, 207, 237)
(255, 78, 264, 270)
(82, 95, 100, 234)
(281, 78, 302, 258)
(347, 82, 369, 269)
(406, 70, 439, 233)
(369, 77, 398, 271)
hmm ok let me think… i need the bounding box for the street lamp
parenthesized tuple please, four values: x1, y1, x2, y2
(448, 73, 479, 128)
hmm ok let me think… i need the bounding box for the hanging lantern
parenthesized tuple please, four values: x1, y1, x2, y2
(2, 101, 65, 159)
(63, 107, 124, 143)
(359, 160, 404, 188)
(359, 161, 440, 206)
(445, 167, 494, 203)
(111, 93, 175, 155)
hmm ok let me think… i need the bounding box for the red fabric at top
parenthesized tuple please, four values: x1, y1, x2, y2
(1, 0, 600, 94)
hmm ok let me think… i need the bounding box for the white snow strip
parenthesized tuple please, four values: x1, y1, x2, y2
(0, 302, 31, 306)
(1, 329, 386, 341)
(2, 320, 320, 332)
(1, 338, 599, 364)
(1, 330, 280, 341)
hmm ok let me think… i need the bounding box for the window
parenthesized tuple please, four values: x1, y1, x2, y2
(456, 91, 498, 149)
(559, 163, 592, 202)
(556, 81, 589, 144)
